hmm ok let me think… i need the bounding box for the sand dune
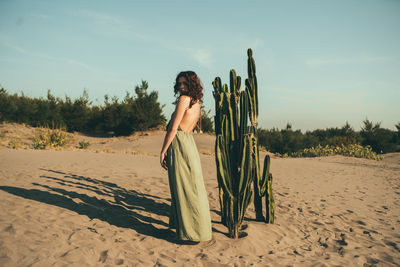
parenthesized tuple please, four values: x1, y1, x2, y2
(0, 127, 399, 266)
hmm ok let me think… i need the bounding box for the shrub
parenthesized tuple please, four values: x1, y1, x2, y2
(78, 140, 90, 149)
(32, 128, 69, 149)
(286, 144, 383, 161)
(200, 109, 214, 133)
(8, 139, 23, 149)
(360, 119, 397, 153)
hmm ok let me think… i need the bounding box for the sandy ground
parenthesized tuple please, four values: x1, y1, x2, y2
(0, 123, 399, 266)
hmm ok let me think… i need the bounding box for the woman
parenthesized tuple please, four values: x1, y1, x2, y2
(160, 71, 212, 244)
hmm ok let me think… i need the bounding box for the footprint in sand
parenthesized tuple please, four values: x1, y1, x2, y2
(354, 220, 366, 226)
(297, 207, 303, 212)
(363, 230, 372, 237)
(317, 237, 328, 248)
(312, 220, 324, 226)
(337, 246, 344, 256)
(99, 250, 108, 263)
(375, 209, 386, 214)
(196, 253, 208, 260)
(309, 210, 319, 216)
(114, 259, 124, 265)
(335, 233, 348, 246)
(300, 245, 312, 251)
(160, 253, 177, 263)
(382, 239, 400, 253)
(3, 224, 16, 234)
(87, 227, 98, 233)
(365, 257, 380, 265)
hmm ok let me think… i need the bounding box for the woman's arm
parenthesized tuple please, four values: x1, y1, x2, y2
(160, 95, 191, 170)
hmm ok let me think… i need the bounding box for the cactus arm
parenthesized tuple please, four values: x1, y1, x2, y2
(229, 70, 239, 141)
(245, 80, 256, 127)
(238, 135, 251, 195)
(259, 154, 270, 196)
(265, 173, 275, 223)
(222, 83, 228, 93)
(224, 93, 236, 142)
(229, 69, 237, 94)
(216, 134, 234, 199)
(239, 90, 249, 151)
(247, 48, 258, 122)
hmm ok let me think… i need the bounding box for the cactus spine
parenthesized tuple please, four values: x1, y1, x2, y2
(213, 49, 274, 238)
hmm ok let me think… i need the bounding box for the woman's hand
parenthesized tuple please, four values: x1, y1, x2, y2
(160, 152, 168, 170)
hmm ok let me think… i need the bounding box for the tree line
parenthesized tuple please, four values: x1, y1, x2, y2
(0, 81, 166, 136)
(1, 82, 398, 154)
(257, 121, 400, 154)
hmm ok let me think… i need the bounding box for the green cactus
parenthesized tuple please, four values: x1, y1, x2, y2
(259, 155, 275, 223)
(213, 49, 274, 238)
(245, 48, 275, 223)
(213, 68, 254, 238)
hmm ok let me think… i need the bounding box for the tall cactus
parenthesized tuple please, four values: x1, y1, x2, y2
(245, 49, 275, 223)
(213, 49, 274, 239)
(213, 68, 254, 238)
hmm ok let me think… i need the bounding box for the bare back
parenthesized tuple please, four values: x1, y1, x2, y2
(179, 101, 201, 133)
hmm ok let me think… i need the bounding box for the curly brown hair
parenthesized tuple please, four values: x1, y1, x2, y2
(174, 71, 203, 108)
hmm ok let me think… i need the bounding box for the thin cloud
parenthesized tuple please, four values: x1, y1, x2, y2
(168, 44, 214, 69)
(63, 58, 92, 70)
(269, 86, 376, 110)
(306, 56, 394, 66)
(270, 86, 377, 100)
(0, 34, 98, 72)
(253, 38, 264, 49)
(190, 49, 213, 69)
(72, 9, 148, 42)
(73, 9, 123, 25)
(0, 35, 29, 54)
(31, 14, 49, 19)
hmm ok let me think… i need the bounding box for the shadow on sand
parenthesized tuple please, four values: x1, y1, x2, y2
(0, 168, 181, 242)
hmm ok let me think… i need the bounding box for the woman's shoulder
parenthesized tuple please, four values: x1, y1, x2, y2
(177, 95, 202, 111)
(178, 95, 191, 101)
(176, 95, 191, 110)
(177, 95, 192, 106)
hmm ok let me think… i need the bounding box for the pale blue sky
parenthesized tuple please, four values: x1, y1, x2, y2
(0, 0, 399, 131)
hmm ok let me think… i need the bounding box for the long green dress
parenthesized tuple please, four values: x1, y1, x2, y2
(166, 118, 212, 242)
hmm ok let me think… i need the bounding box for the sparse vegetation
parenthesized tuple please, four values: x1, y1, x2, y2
(32, 128, 70, 149)
(8, 139, 23, 149)
(78, 140, 90, 149)
(284, 144, 383, 161)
